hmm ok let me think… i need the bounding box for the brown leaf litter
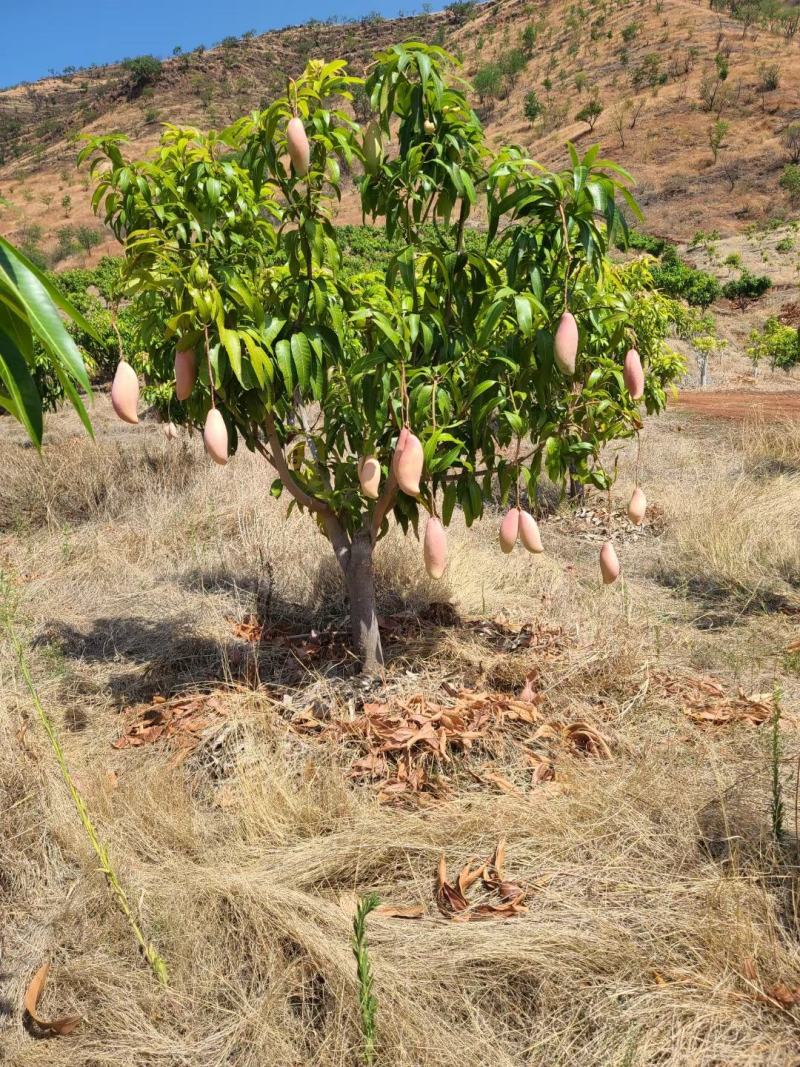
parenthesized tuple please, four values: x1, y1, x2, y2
(550, 499, 667, 543)
(23, 963, 81, 1036)
(226, 614, 348, 661)
(291, 683, 612, 805)
(653, 672, 780, 727)
(435, 839, 532, 921)
(112, 692, 232, 765)
(741, 957, 800, 1011)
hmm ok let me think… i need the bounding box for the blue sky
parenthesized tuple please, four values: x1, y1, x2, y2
(1, 0, 446, 88)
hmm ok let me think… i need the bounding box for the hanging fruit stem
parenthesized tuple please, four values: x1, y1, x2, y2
(400, 362, 409, 427)
(204, 324, 216, 408)
(558, 201, 572, 311)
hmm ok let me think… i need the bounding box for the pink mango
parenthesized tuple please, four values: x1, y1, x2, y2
(395, 432, 423, 496)
(424, 516, 447, 579)
(599, 541, 620, 585)
(174, 348, 197, 401)
(499, 507, 520, 553)
(203, 408, 228, 465)
(358, 456, 381, 499)
(518, 511, 544, 553)
(287, 117, 310, 176)
(627, 486, 647, 526)
(111, 360, 139, 424)
(554, 311, 578, 376)
(623, 348, 645, 400)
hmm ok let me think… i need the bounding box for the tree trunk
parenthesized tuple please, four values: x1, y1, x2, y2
(344, 530, 384, 675)
(699, 354, 709, 387)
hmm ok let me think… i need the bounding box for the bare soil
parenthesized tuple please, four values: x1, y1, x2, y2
(675, 389, 800, 420)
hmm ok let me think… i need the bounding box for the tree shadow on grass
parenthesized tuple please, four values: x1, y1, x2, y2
(655, 568, 799, 629)
(36, 553, 462, 718)
(35, 615, 229, 714)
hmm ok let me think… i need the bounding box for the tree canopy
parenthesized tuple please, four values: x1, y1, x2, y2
(81, 42, 683, 669)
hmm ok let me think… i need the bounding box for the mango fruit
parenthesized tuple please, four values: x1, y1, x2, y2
(394, 430, 423, 496)
(623, 348, 645, 400)
(287, 117, 310, 176)
(554, 312, 578, 376)
(111, 360, 139, 424)
(164, 421, 178, 441)
(519, 510, 544, 553)
(628, 486, 646, 526)
(203, 409, 228, 465)
(358, 456, 381, 499)
(174, 348, 197, 402)
(599, 541, 620, 585)
(499, 507, 520, 553)
(424, 516, 447, 579)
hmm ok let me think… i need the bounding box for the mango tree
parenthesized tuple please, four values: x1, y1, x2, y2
(81, 44, 681, 673)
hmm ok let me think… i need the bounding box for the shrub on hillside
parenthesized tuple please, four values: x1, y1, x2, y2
(614, 228, 668, 257)
(122, 55, 162, 98)
(575, 98, 603, 131)
(523, 90, 542, 123)
(747, 316, 800, 372)
(650, 252, 722, 308)
(783, 124, 800, 164)
(780, 164, 800, 204)
(721, 269, 772, 305)
(473, 64, 503, 101)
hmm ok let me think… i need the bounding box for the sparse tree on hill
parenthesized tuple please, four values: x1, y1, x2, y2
(708, 119, 729, 162)
(782, 123, 800, 164)
(122, 55, 162, 99)
(523, 89, 542, 124)
(611, 99, 630, 147)
(576, 97, 603, 132)
(473, 63, 503, 102)
(629, 97, 646, 129)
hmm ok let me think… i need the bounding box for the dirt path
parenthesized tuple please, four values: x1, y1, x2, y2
(673, 390, 800, 421)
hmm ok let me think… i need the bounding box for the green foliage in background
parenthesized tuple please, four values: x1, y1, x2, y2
(747, 317, 800, 372)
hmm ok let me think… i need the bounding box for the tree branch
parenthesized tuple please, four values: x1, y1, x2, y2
(262, 413, 330, 516)
(261, 414, 352, 571)
(323, 512, 352, 573)
(370, 466, 398, 543)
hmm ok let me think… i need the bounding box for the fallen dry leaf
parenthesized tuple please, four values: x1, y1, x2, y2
(436, 840, 527, 921)
(765, 983, 800, 1008)
(564, 722, 613, 759)
(113, 692, 231, 764)
(655, 672, 779, 728)
(23, 963, 81, 1036)
(291, 683, 607, 805)
(374, 904, 425, 919)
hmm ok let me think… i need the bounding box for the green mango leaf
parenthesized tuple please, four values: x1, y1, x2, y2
(0, 305, 43, 447)
(275, 339, 294, 395)
(291, 333, 312, 391)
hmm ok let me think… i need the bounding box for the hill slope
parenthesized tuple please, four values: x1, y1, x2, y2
(1, 0, 799, 266)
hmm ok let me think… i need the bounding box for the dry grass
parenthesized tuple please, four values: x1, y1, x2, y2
(655, 417, 800, 610)
(1, 402, 800, 1065)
